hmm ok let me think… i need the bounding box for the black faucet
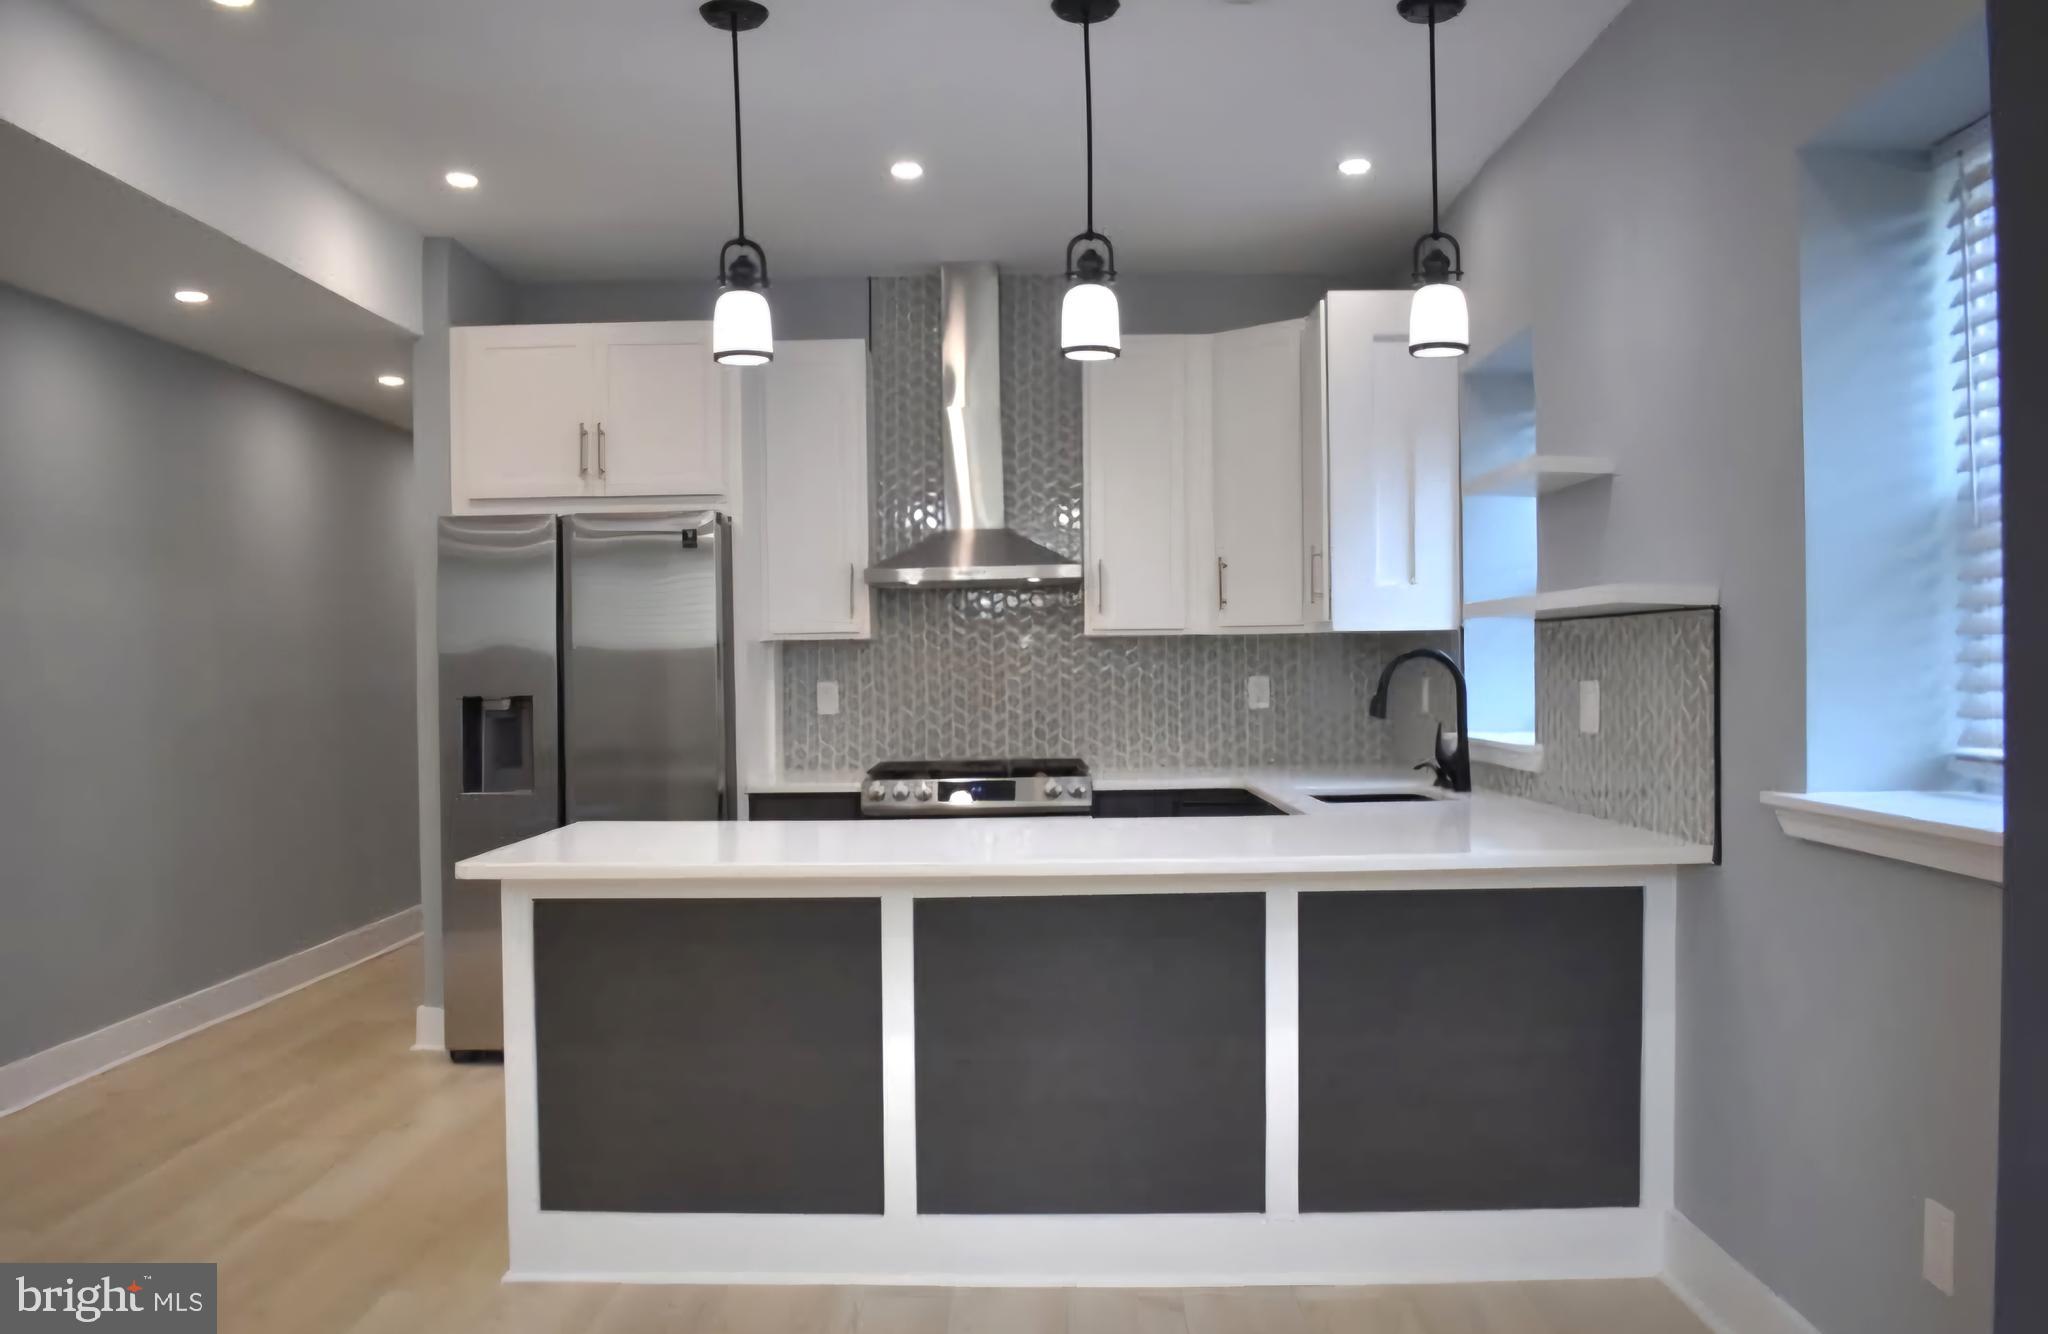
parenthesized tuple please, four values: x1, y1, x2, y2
(1367, 647, 1472, 794)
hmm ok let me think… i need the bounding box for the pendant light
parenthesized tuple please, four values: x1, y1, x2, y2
(1054, 0, 1121, 362)
(1400, 0, 1470, 359)
(703, 0, 773, 366)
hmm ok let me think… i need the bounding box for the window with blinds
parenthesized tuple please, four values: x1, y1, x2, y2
(1943, 122, 2002, 767)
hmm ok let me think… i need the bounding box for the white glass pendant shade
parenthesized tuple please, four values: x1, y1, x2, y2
(713, 287, 774, 366)
(1408, 281, 1469, 358)
(1061, 280, 1121, 362)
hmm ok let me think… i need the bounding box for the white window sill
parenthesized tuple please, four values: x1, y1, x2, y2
(1470, 733, 1545, 774)
(1760, 790, 2004, 884)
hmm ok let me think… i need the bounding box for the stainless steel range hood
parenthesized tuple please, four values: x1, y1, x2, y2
(866, 263, 1084, 589)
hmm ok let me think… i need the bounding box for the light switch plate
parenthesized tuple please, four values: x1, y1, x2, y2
(1924, 1198, 1956, 1295)
(816, 681, 840, 717)
(1579, 680, 1601, 735)
(1247, 676, 1272, 710)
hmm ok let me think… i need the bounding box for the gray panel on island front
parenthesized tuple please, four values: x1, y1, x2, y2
(914, 893, 1267, 1215)
(1298, 887, 1644, 1212)
(532, 898, 884, 1214)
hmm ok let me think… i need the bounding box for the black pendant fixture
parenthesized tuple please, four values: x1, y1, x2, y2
(703, 0, 773, 365)
(1399, 0, 1471, 358)
(1054, 0, 1121, 361)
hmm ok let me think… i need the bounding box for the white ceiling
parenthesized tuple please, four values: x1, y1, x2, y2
(0, 121, 415, 428)
(65, 0, 1630, 283)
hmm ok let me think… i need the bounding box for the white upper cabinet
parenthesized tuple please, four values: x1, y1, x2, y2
(1210, 320, 1308, 630)
(595, 325, 726, 497)
(452, 322, 736, 509)
(1300, 302, 1332, 628)
(754, 339, 871, 640)
(1084, 335, 1191, 634)
(456, 326, 594, 500)
(1323, 291, 1462, 631)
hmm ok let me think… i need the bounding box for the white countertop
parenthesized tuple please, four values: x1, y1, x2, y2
(459, 768, 1712, 883)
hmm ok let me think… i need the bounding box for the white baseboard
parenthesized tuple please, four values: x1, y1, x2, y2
(1664, 1209, 1823, 1334)
(0, 905, 422, 1118)
(412, 1004, 446, 1052)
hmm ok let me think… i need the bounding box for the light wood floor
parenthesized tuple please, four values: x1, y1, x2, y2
(0, 943, 1711, 1334)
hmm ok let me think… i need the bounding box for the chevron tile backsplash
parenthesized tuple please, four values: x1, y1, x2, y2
(782, 590, 1423, 771)
(1473, 609, 1719, 846)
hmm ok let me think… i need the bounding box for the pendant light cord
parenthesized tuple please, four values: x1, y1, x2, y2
(1083, 18, 1096, 236)
(729, 17, 747, 241)
(1427, 9, 1440, 236)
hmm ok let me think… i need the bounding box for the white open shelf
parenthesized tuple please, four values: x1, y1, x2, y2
(1462, 454, 1617, 496)
(1463, 583, 1720, 621)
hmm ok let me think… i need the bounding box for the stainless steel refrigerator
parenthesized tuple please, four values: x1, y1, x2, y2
(438, 511, 735, 1055)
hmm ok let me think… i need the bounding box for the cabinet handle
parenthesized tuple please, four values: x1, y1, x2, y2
(578, 423, 589, 477)
(848, 563, 857, 618)
(1096, 559, 1105, 614)
(1217, 556, 1229, 610)
(596, 422, 608, 478)
(1310, 545, 1323, 602)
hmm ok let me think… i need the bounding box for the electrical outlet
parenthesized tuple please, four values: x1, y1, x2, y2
(816, 681, 840, 717)
(1579, 679, 1601, 735)
(1923, 1199, 1956, 1296)
(1247, 676, 1272, 710)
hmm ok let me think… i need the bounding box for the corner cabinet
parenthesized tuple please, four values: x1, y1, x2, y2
(1080, 293, 1457, 638)
(1322, 292, 1461, 632)
(451, 322, 737, 509)
(751, 339, 872, 640)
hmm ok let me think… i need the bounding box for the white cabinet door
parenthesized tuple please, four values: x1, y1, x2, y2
(1300, 301, 1332, 627)
(1325, 291, 1462, 632)
(758, 340, 870, 639)
(595, 323, 728, 497)
(455, 326, 594, 500)
(1211, 320, 1307, 630)
(1084, 336, 1190, 634)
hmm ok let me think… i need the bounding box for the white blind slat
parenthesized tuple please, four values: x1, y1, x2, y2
(1945, 125, 2003, 765)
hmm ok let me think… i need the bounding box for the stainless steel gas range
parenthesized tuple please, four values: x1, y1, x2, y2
(861, 758, 1094, 817)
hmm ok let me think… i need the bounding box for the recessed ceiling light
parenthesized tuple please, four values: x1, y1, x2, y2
(1338, 157, 1373, 177)
(173, 289, 210, 305)
(377, 374, 408, 388)
(212, 0, 255, 9)
(444, 170, 480, 190)
(890, 160, 925, 182)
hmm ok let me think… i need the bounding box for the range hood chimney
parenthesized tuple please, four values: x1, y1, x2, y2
(865, 263, 1084, 589)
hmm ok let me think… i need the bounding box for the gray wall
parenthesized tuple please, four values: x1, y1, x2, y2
(0, 281, 417, 1066)
(1799, 149, 1953, 791)
(412, 238, 515, 1012)
(1989, 2, 2043, 1328)
(1446, 4, 2001, 1332)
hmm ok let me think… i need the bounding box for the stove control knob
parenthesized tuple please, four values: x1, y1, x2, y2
(890, 782, 910, 802)
(1044, 779, 1063, 799)
(1067, 779, 1090, 799)
(914, 780, 935, 802)
(867, 781, 887, 801)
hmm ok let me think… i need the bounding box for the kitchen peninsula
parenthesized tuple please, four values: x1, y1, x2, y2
(458, 775, 1711, 1286)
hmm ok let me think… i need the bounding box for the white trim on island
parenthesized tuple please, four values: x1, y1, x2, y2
(492, 868, 1682, 1286)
